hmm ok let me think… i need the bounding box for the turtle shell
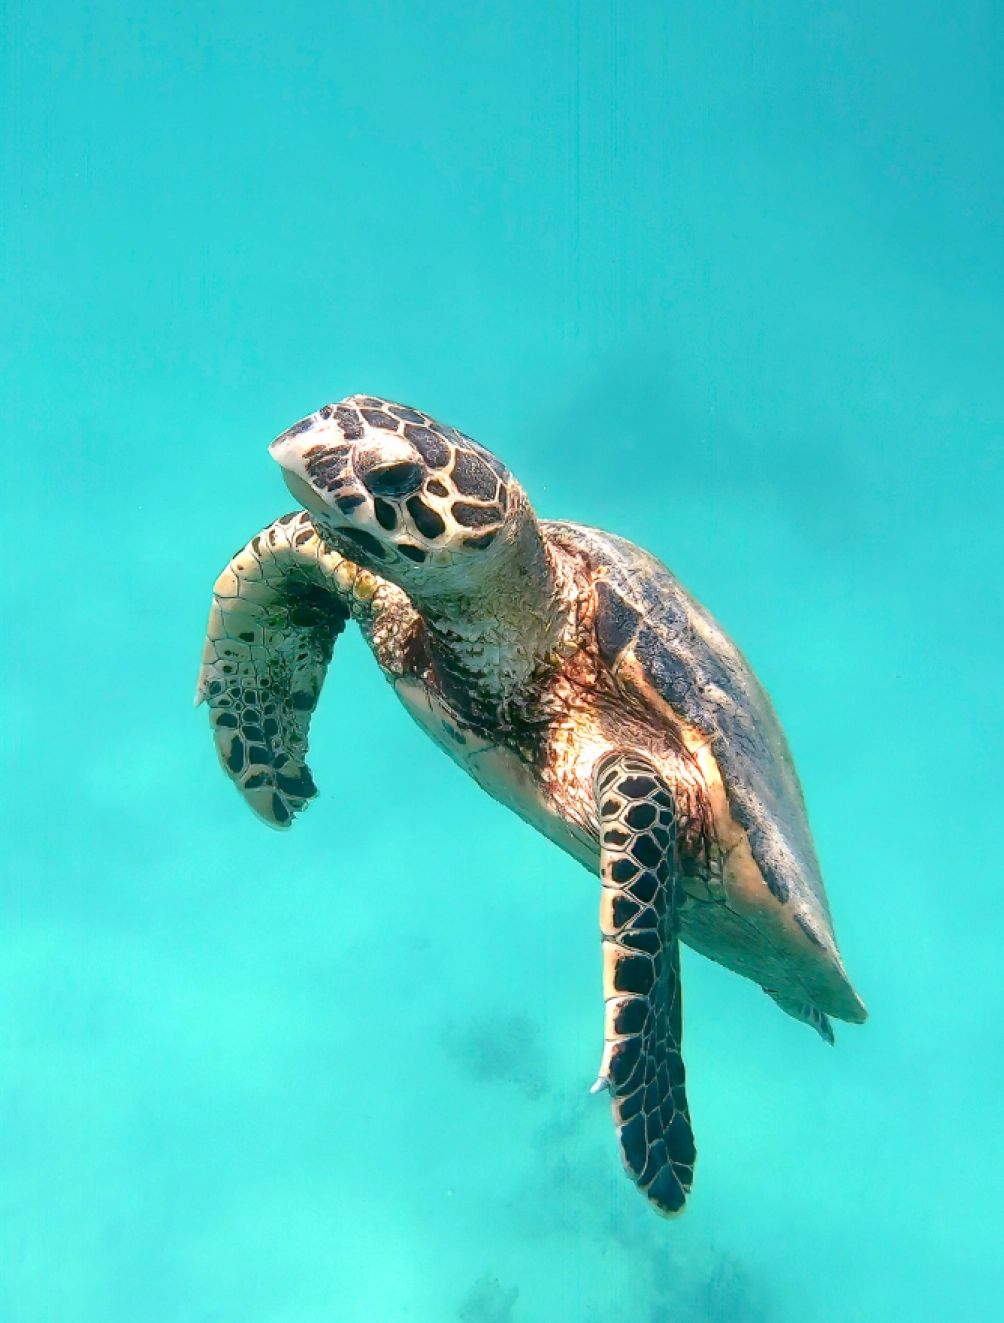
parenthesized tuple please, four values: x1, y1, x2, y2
(545, 520, 838, 946)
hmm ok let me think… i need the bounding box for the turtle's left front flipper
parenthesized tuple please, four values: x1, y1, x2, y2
(196, 511, 371, 829)
(593, 752, 697, 1216)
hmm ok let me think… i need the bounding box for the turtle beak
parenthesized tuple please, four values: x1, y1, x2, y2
(268, 411, 325, 470)
(280, 467, 328, 517)
(268, 412, 346, 520)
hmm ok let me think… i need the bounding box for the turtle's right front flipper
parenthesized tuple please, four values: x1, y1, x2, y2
(593, 752, 697, 1216)
(196, 511, 369, 828)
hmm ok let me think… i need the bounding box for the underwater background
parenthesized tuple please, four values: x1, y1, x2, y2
(3, 2, 1002, 1319)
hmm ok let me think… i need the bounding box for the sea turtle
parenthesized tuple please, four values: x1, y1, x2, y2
(196, 395, 866, 1216)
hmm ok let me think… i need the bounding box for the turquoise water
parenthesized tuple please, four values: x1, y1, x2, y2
(3, 3, 1002, 1319)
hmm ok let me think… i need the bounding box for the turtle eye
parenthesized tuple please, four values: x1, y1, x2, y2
(361, 461, 423, 498)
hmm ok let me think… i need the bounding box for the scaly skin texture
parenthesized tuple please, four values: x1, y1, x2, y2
(197, 511, 409, 826)
(593, 752, 695, 1217)
(197, 393, 867, 1218)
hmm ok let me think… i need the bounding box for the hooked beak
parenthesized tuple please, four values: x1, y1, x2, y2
(268, 412, 343, 520)
(280, 467, 328, 517)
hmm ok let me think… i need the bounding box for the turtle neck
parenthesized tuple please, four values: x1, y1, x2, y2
(415, 509, 576, 716)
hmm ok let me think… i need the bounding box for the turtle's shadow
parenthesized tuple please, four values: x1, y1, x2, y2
(648, 1246, 773, 1323)
(441, 1010, 550, 1099)
(457, 1274, 519, 1323)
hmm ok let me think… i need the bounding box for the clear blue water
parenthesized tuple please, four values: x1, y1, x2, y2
(3, 3, 1002, 1319)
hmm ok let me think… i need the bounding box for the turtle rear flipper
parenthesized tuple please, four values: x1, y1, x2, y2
(764, 988, 835, 1044)
(197, 512, 361, 828)
(593, 751, 696, 1217)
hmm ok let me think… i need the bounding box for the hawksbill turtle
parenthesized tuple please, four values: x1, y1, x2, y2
(196, 395, 867, 1216)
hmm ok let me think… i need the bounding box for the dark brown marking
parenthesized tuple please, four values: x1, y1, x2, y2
(626, 802, 657, 831)
(360, 409, 399, 431)
(337, 527, 387, 560)
(614, 955, 655, 996)
(609, 1036, 643, 1086)
(595, 581, 642, 669)
(373, 498, 397, 530)
(388, 405, 427, 424)
(646, 1167, 685, 1213)
(406, 495, 446, 539)
(452, 501, 501, 528)
(613, 999, 648, 1035)
(463, 530, 498, 549)
(334, 406, 364, 440)
(404, 424, 451, 468)
(278, 417, 314, 441)
(276, 768, 317, 798)
(619, 1088, 643, 1122)
(622, 929, 661, 956)
(631, 834, 662, 869)
(629, 871, 659, 904)
(619, 1113, 647, 1173)
(665, 1112, 696, 1166)
(451, 450, 498, 499)
(610, 858, 639, 885)
(619, 775, 658, 798)
(612, 894, 641, 927)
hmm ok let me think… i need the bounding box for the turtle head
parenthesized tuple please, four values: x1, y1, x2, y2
(269, 395, 532, 600)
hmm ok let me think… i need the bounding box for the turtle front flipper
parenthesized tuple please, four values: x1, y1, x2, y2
(592, 752, 697, 1216)
(196, 511, 375, 829)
